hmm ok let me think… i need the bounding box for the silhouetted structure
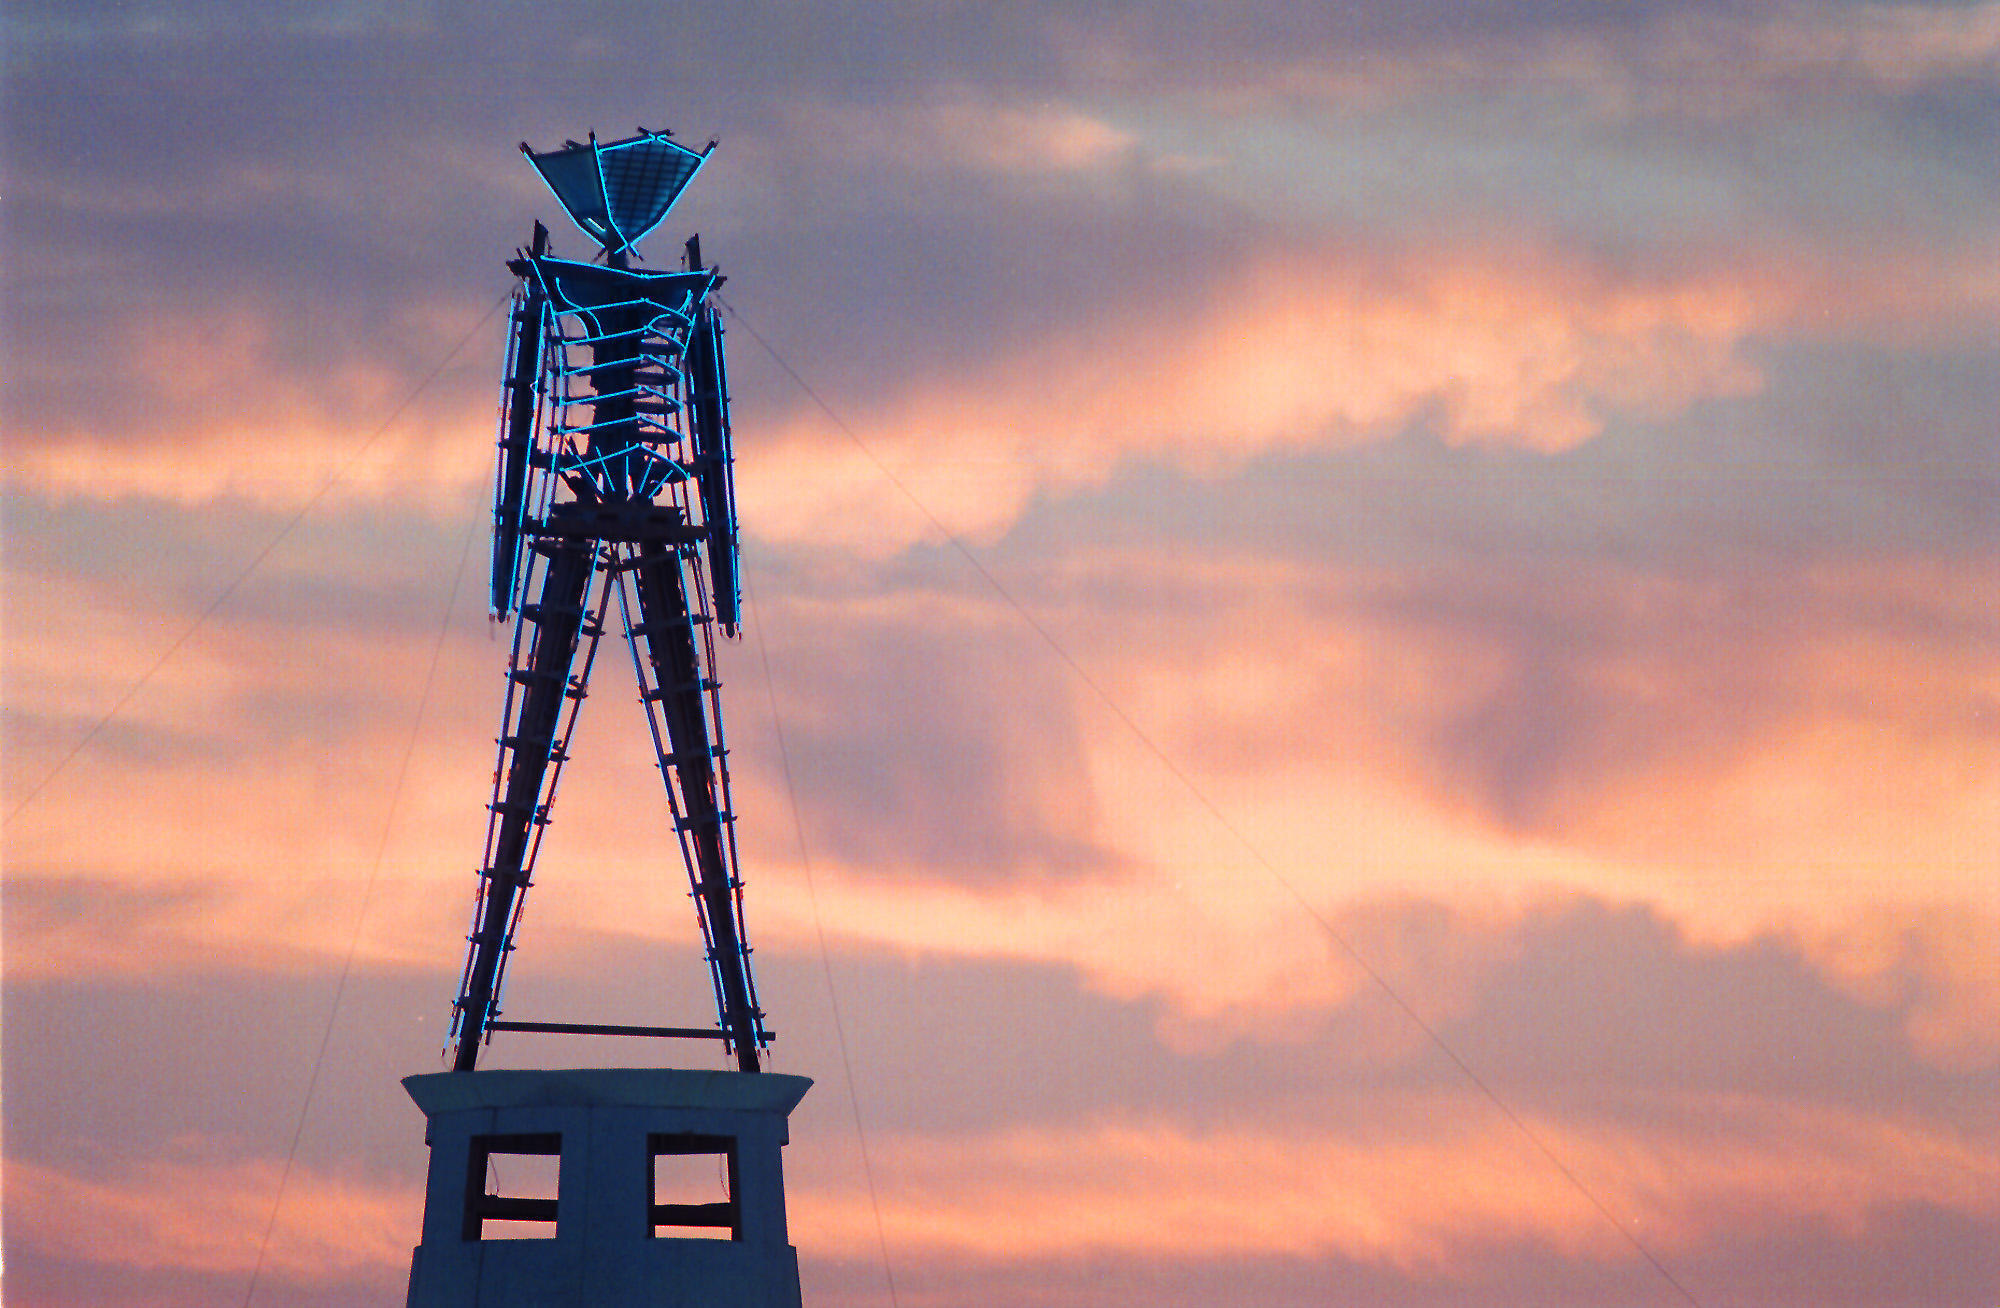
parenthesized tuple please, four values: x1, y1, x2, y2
(406, 130, 808, 1308)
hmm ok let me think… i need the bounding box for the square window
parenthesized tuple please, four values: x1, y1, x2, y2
(465, 1133, 561, 1240)
(650, 1132, 738, 1240)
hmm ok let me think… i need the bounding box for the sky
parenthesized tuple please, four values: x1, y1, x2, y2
(2, 2, 1996, 1305)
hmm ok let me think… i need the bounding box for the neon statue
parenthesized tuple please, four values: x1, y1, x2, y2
(446, 129, 766, 1074)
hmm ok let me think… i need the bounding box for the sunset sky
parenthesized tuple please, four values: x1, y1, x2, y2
(4, 2, 1996, 1305)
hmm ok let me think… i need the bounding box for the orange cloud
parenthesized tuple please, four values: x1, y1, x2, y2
(789, 1095, 1996, 1267)
(14, 224, 1987, 548)
(738, 249, 1788, 556)
(13, 1098, 1987, 1288)
(1743, 2, 2000, 92)
(10, 543, 1991, 1075)
(6, 1153, 416, 1284)
(1801, 906, 2000, 1071)
(701, 553, 1991, 1065)
(5, 292, 499, 509)
(1, 240, 1789, 533)
(797, 95, 1146, 179)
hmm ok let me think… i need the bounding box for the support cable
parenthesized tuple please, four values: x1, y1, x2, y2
(718, 297, 1704, 1308)
(742, 568, 903, 1308)
(238, 486, 485, 1308)
(7, 292, 510, 825)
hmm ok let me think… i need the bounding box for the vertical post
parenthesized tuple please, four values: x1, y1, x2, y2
(492, 222, 550, 617)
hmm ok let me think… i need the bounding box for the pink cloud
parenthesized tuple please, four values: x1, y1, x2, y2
(794, 95, 1145, 179)
(737, 247, 1788, 555)
(1058, 2, 2000, 112)
(6, 1153, 416, 1285)
(788, 1095, 1996, 1268)
(9, 542, 1990, 1074)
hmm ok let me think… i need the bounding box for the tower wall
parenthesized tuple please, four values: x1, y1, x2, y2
(405, 1068, 811, 1307)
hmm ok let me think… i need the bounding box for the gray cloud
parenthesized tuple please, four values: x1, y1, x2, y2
(7, 892, 1990, 1306)
(794, 1213, 2000, 1308)
(740, 578, 1126, 887)
(7, 0, 1990, 468)
(8, 892, 1984, 1157)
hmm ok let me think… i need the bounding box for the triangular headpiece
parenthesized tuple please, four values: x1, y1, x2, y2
(523, 130, 708, 257)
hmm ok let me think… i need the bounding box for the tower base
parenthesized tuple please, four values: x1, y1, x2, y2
(405, 1067, 812, 1307)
